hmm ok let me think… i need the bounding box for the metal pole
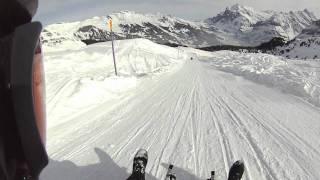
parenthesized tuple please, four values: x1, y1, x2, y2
(111, 30, 118, 76)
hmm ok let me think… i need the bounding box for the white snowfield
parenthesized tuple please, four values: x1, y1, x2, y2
(41, 39, 320, 180)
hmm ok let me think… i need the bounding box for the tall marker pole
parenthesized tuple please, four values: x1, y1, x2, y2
(108, 18, 118, 76)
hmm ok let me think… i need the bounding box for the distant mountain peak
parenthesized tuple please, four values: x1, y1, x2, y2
(208, 4, 267, 26)
(229, 4, 254, 12)
(118, 10, 135, 14)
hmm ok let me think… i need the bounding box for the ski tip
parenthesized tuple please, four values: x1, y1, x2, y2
(135, 149, 148, 156)
(234, 160, 244, 167)
(134, 149, 148, 161)
(228, 160, 245, 180)
(136, 148, 148, 154)
(232, 160, 245, 171)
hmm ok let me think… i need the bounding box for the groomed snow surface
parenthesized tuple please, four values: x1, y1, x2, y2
(41, 39, 320, 180)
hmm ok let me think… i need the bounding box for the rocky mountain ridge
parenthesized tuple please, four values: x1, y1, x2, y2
(41, 5, 318, 48)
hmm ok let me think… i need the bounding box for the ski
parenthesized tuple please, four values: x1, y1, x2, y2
(207, 171, 215, 180)
(207, 160, 243, 180)
(227, 160, 245, 180)
(127, 149, 148, 180)
(165, 164, 176, 180)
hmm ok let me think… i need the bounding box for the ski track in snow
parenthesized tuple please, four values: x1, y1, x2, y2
(42, 55, 320, 180)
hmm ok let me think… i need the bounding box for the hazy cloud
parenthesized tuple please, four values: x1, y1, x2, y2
(34, 0, 320, 25)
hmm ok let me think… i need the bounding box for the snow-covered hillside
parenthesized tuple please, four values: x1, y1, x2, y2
(43, 39, 184, 125)
(41, 5, 317, 48)
(274, 20, 320, 59)
(205, 4, 317, 46)
(41, 39, 320, 180)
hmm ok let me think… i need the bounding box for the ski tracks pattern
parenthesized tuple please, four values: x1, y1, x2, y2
(45, 59, 320, 180)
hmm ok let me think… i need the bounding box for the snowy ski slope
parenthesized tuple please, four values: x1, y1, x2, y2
(41, 39, 320, 180)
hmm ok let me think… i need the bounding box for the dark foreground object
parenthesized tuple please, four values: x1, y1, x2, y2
(165, 164, 176, 180)
(127, 149, 148, 180)
(227, 160, 245, 180)
(126, 149, 244, 180)
(165, 160, 244, 180)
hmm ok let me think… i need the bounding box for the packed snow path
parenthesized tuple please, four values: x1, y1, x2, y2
(42, 59, 320, 180)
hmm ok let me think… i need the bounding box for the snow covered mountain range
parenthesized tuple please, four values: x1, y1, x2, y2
(205, 5, 317, 46)
(41, 11, 219, 48)
(41, 4, 318, 48)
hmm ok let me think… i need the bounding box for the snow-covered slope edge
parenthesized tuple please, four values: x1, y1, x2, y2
(189, 49, 320, 107)
(274, 20, 320, 59)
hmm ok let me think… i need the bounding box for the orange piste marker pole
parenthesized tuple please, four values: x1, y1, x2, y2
(109, 19, 113, 31)
(108, 18, 117, 76)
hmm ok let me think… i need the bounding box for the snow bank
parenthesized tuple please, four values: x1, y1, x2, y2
(44, 38, 184, 127)
(202, 51, 320, 107)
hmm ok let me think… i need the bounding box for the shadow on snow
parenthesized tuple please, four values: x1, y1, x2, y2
(161, 163, 202, 180)
(40, 147, 157, 180)
(41, 147, 203, 180)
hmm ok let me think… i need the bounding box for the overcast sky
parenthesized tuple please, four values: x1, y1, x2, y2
(34, 0, 320, 25)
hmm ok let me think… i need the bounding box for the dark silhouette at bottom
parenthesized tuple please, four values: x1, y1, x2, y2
(40, 148, 157, 180)
(40, 148, 244, 180)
